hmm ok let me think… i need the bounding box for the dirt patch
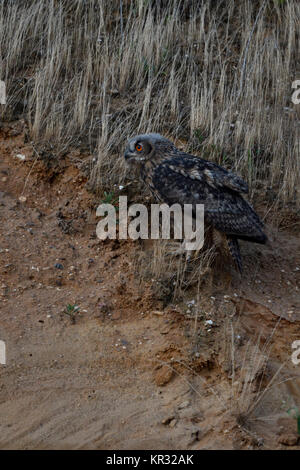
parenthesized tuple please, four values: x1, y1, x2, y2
(0, 123, 300, 449)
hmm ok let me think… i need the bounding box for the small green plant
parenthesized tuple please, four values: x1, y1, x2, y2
(64, 304, 80, 324)
(282, 401, 300, 435)
(101, 191, 118, 207)
(100, 191, 120, 224)
(194, 129, 204, 145)
(221, 153, 230, 165)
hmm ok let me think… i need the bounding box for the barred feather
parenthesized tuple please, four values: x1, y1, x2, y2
(124, 133, 268, 273)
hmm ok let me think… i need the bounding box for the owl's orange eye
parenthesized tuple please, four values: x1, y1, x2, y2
(136, 144, 143, 152)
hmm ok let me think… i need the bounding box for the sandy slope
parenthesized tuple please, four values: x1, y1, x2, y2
(0, 121, 300, 449)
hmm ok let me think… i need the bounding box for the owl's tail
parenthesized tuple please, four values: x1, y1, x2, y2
(227, 236, 242, 274)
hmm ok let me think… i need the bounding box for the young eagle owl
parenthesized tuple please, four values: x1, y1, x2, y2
(124, 133, 267, 273)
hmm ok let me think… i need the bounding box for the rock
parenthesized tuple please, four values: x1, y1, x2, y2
(54, 263, 64, 270)
(15, 153, 26, 161)
(19, 196, 27, 202)
(169, 419, 177, 428)
(178, 400, 190, 410)
(161, 416, 175, 425)
(278, 434, 299, 446)
(154, 365, 173, 386)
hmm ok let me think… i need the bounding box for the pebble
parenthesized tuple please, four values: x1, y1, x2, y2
(54, 263, 64, 270)
(154, 365, 173, 386)
(278, 434, 299, 446)
(161, 416, 175, 425)
(15, 153, 26, 161)
(178, 400, 190, 410)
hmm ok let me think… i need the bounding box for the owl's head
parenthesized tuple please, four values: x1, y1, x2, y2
(124, 133, 175, 164)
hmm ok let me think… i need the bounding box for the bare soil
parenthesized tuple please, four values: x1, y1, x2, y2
(0, 121, 300, 450)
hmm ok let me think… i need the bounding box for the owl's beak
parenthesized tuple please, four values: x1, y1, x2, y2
(124, 150, 145, 163)
(124, 150, 132, 161)
(124, 150, 139, 162)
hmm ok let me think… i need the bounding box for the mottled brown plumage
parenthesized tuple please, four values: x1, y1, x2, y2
(124, 133, 267, 272)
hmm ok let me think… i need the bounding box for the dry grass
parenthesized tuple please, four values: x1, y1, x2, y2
(2, 0, 299, 296)
(1, 2, 299, 447)
(1, 0, 299, 205)
(135, 239, 215, 302)
(222, 318, 300, 437)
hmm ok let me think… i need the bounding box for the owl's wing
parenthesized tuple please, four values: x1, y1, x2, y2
(166, 156, 248, 194)
(152, 160, 266, 243)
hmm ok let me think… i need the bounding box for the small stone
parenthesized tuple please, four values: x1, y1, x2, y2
(154, 365, 173, 386)
(169, 419, 177, 428)
(54, 263, 64, 270)
(161, 416, 175, 425)
(278, 434, 299, 446)
(178, 400, 190, 410)
(15, 153, 25, 161)
(19, 196, 27, 202)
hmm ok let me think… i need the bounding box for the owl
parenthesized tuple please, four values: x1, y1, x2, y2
(124, 133, 267, 273)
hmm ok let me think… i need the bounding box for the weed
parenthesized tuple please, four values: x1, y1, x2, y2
(64, 304, 80, 324)
(101, 191, 119, 209)
(282, 401, 300, 435)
